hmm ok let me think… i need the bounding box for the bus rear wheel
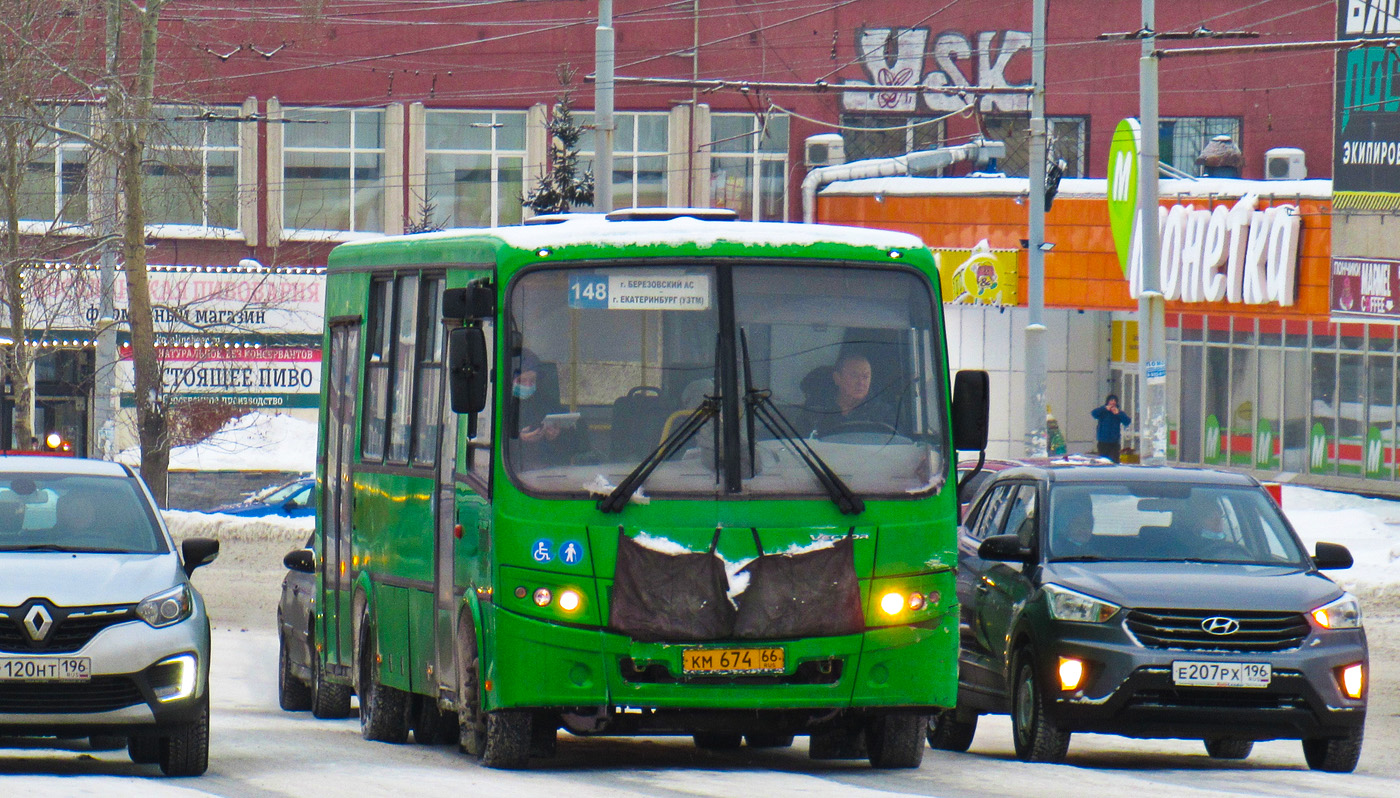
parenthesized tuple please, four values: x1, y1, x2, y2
(358, 617, 409, 744)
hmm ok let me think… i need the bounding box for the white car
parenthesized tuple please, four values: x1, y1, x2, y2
(0, 457, 218, 776)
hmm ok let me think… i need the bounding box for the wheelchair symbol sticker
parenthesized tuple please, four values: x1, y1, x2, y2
(560, 540, 584, 566)
(532, 540, 552, 563)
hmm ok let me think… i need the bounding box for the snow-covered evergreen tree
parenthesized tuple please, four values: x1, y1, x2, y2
(524, 72, 595, 214)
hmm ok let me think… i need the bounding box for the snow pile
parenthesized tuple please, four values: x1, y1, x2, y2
(1282, 485, 1400, 591)
(162, 508, 312, 543)
(119, 411, 317, 472)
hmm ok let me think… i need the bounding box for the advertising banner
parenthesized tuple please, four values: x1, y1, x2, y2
(118, 345, 322, 409)
(1335, 5, 1400, 207)
(24, 265, 324, 337)
(932, 240, 1018, 306)
(1330, 256, 1400, 321)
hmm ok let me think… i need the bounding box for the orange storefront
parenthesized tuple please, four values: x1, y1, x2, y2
(819, 177, 1400, 488)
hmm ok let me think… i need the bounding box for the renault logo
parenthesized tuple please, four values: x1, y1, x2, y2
(23, 604, 54, 642)
(1201, 616, 1240, 636)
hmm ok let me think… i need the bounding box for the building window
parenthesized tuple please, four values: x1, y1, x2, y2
(1160, 117, 1241, 176)
(18, 106, 90, 224)
(839, 115, 942, 162)
(424, 110, 526, 228)
(709, 112, 789, 221)
(576, 111, 671, 210)
(282, 107, 385, 233)
(982, 115, 1088, 178)
(144, 106, 241, 229)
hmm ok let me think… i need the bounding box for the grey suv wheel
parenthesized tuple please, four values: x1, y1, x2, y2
(1011, 651, 1070, 763)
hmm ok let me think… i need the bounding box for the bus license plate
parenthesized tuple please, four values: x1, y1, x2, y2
(1172, 660, 1270, 688)
(682, 647, 784, 675)
(0, 656, 91, 682)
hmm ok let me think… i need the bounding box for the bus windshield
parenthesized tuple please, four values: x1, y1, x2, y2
(505, 262, 947, 501)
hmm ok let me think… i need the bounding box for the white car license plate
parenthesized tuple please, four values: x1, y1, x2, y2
(1172, 660, 1271, 688)
(0, 656, 91, 682)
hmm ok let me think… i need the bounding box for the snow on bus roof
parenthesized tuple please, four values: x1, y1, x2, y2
(334, 216, 925, 253)
(817, 175, 1334, 201)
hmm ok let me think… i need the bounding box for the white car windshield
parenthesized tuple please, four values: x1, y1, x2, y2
(0, 474, 166, 554)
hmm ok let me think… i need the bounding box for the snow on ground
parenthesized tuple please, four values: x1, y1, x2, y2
(117, 410, 317, 472)
(161, 507, 312, 543)
(1282, 485, 1400, 595)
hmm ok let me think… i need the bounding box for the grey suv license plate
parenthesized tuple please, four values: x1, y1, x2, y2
(1172, 660, 1270, 688)
(0, 656, 91, 682)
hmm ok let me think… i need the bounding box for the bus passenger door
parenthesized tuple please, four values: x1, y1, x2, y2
(321, 321, 361, 677)
(434, 340, 460, 701)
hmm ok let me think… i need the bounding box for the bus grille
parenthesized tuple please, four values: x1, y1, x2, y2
(1125, 609, 1309, 652)
(620, 657, 843, 686)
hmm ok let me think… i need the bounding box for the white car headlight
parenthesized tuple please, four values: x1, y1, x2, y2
(1044, 583, 1120, 623)
(137, 584, 193, 628)
(1311, 593, 1363, 629)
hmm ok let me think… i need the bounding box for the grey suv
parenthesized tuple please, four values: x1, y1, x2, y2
(0, 457, 219, 776)
(934, 464, 1366, 771)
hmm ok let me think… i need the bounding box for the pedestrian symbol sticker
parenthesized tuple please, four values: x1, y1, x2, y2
(560, 540, 585, 566)
(532, 540, 552, 563)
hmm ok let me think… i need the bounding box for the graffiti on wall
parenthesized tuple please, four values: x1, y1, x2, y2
(842, 27, 1030, 114)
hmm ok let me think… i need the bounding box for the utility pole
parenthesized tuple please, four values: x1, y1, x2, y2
(93, 0, 121, 460)
(595, 0, 614, 212)
(1138, 0, 1168, 464)
(1023, 0, 1048, 457)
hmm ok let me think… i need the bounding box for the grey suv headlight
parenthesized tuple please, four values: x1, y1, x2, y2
(137, 584, 193, 628)
(1044, 583, 1120, 623)
(1311, 593, 1363, 629)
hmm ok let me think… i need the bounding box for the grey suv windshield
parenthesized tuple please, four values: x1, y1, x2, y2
(505, 263, 947, 499)
(0, 474, 165, 554)
(1047, 483, 1307, 565)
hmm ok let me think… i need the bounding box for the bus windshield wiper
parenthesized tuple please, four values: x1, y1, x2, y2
(598, 395, 721, 514)
(740, 330, 864, 515)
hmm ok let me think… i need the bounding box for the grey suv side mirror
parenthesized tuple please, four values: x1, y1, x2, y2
(978, 534, 1032, 562)
(181, 538, 221, 576)
(1312, 541, 1353, 570)
(283, 547, 316, 574)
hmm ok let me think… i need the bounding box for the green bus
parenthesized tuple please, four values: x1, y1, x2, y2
(311, 208, 989, 769)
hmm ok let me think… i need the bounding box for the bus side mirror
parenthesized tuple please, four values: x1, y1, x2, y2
(448, 326, 489, 416)
(951, 370, 990, 452)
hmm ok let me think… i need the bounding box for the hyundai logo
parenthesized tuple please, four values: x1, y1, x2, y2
(1201, 616, 1240, 636)
(23, 604, 54, 642)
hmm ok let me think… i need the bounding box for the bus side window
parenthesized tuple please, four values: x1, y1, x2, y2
(466, 317, 495, 489)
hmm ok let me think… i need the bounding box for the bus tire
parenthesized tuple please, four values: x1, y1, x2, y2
(745, 732, 794, 748)
(693, 732, 742, 750)
(927, 709, 977, 752)
(867, 713, 926, 769)
(482, 709, 532, 769)
(310, 632, 353, 720)
(455, 615, 486, 757)
(358, 618, 409, 744)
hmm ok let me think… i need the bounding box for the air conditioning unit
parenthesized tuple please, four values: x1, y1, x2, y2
(805, 134, 845, 169)
(1264, 147, 1306, 180)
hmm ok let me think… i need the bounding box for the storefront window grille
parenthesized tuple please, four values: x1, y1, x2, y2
(1159, 117, 1241, 176)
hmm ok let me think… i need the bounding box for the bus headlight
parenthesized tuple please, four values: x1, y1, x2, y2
(879, 591, 905, 616)
(558, 589, 582, 613)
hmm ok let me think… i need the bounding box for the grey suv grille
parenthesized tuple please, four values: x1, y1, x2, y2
(1125, 608, 1310, 652)
(0, 604, 137, 654)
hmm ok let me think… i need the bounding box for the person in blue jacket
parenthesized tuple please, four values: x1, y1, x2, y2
(1091, 393, 1132, 463)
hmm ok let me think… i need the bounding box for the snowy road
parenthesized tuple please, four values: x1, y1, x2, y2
(3, 620, 1398, 798)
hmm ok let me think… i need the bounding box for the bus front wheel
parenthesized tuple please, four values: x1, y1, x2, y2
(455, 615, 486, 757)
(867, 713, 927, 769)
(482, 710, 532, 769)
